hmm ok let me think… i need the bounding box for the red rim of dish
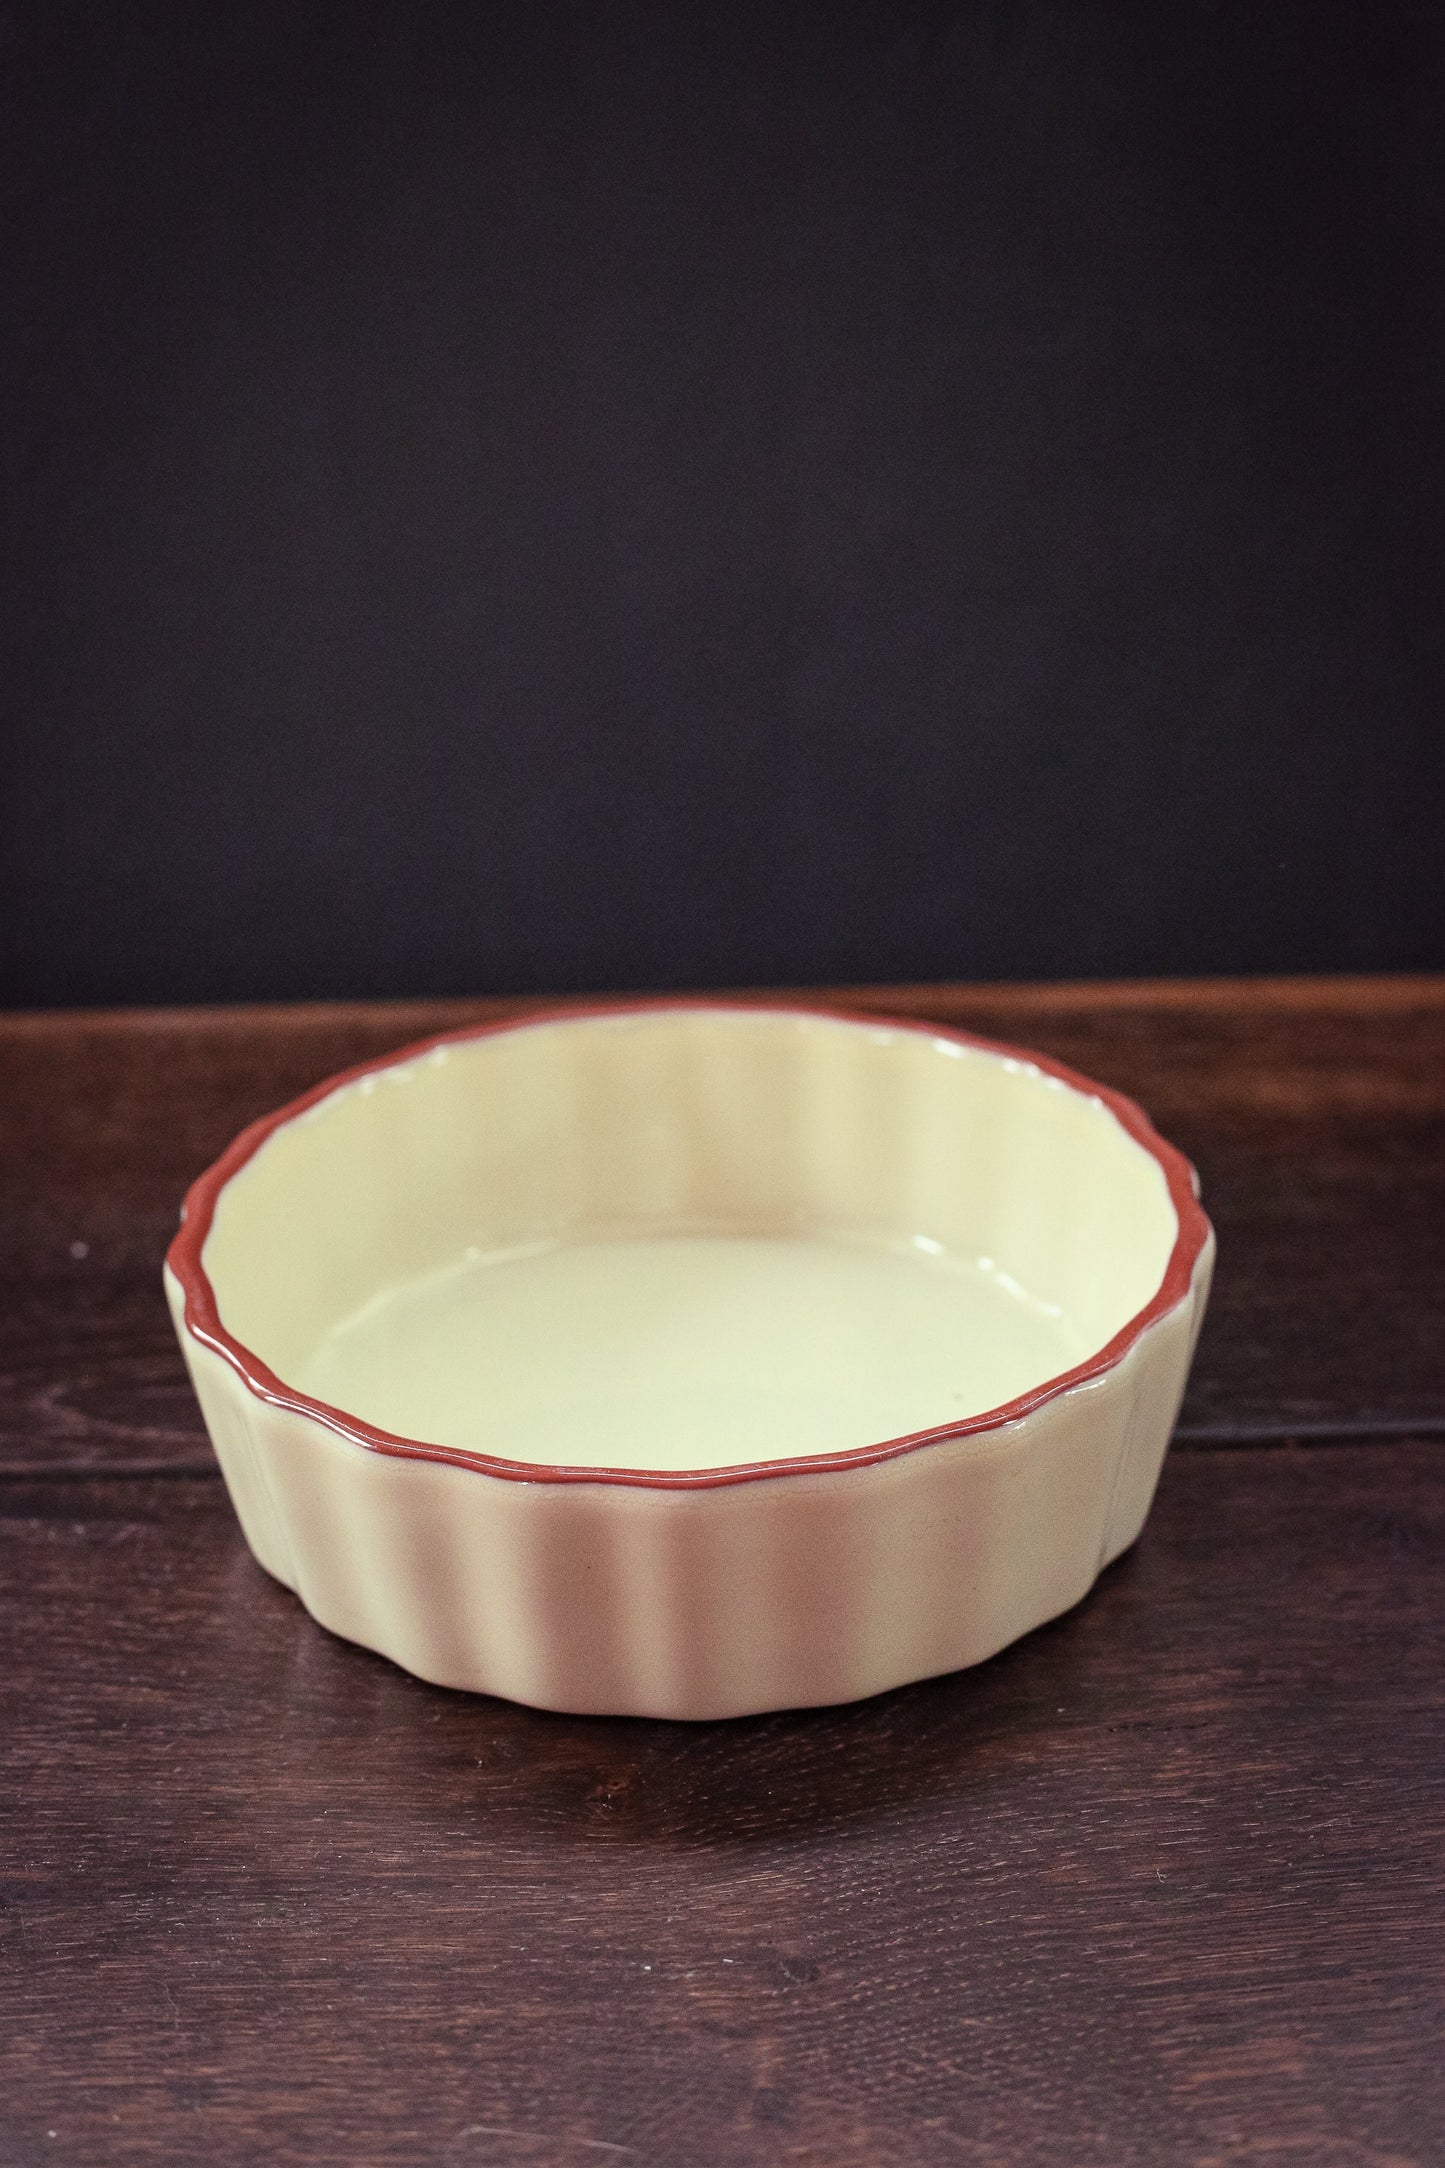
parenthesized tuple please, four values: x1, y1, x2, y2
(167, 999, 1213, 1490)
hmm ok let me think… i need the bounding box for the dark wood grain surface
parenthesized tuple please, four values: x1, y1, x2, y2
(2, 980, 1443, 2165)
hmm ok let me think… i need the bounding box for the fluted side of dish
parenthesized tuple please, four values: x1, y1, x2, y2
(165, 1229, 1212, 1719)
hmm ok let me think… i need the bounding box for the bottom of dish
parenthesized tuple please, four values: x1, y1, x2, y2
(295, 1231, 1089, 1472)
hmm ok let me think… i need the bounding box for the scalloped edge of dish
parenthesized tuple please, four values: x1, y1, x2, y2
(167, 999, 1213, 1491)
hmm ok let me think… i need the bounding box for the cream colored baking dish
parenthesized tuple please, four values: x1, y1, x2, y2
(166, 1002, 1213, 1718)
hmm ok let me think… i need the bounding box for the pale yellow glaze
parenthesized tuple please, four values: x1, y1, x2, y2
(171, 1005, 1214, 1716)
(297, 1232, 1086, 1471)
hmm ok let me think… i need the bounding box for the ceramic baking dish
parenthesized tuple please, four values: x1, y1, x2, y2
(166, 1001, 1213, 1718)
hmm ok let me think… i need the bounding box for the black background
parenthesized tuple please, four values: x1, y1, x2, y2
(2, 0, 1441, 1009)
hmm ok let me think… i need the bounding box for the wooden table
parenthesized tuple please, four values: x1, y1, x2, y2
(3, 979, 1442, 2167)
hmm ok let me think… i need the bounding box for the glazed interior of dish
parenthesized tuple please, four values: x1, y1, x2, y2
(201, 1008, 1179, 1472)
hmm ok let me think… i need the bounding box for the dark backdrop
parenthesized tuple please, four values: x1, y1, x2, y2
(2, 0, 1442, 1008)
